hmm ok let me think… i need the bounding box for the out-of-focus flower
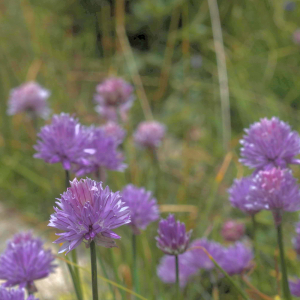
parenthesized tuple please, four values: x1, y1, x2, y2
(49, 178, 131, 254)
(74, 126, 126, 177)
(134, 121, 166, 149)
(188, 238, 225, 270)
(293, 222, 300, 256)
(34, 113, 92, 170)
(249, 168, 300, 225)
(0, 232, 56, 291)
(290, 278, 300, 296)
(240, 117, 300, 170)
(221, 220, 245, 242)
(157, 252, 198, 288)
(293, 29, 300, 45)
(7, 82, 50, 119)
(121, 184, 159, 234)
(156, 214, 192, 255)
(94, 77, 134, 122)
(101, 122, 126, 145)
(220, 242, 253, 276)
(0, 286, 38, 300)
(228, 176, 262, 215)
(284, 1, 296, 11)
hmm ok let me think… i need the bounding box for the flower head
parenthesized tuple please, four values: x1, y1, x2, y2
(121, 184, 159, 234)
(7, 82, 50, 119)
(240, 117, 300, 170)
(188, 238, 225, 270)
(228, 176, 262, 215)
(221, 220, 245, 242)
(156, 214, 192, 255)
(134, 121, 166, 149)
(34, 113, 91, 170)
(249, 168, 300, 225)
(49, 178, 131, 253)
(94, 77, 134, 122)
(0, 286, 38, 300)
(74, 126, 126, 176)
(101, 122, 126, 145)
(289, 278, 300, 297)
(219, 242, 253, 276)
(284, 1, 296, 11)
(0, 232, 56, 290)
(157, 253, 198, 288)
(292, 222, 300, 256)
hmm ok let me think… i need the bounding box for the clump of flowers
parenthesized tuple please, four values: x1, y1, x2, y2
(121, 184, 159, 234)
(220, 242, 253, 276)
(101, 121, 126, 145)
(228, 176, 262, 215)
(134, 121, 166, 149)
(34, 113, 92, 170)
(94, 77, 134, 122)
(240, 117, 300, 171)
(249, 168, 300, 225)
(0, 286, 38, 300)
(221, 220, 245, 242)
(74, 126, 126, 177)
(7, 82, 50, 119)
(289, 278, 300, 297)
(156, 214, 192, 255)
(157, 253, 198, 288)
(0, 232, 56, 292)
(49, 178, 131, 253)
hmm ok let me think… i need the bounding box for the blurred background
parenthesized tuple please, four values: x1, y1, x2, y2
(1, 0, 300, 299)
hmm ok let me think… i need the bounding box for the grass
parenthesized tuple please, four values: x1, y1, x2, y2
(1, 0, 300, 299)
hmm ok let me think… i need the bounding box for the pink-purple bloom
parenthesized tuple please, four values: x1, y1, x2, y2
(7, 82, 50, 119)
(221, 220, 245, 242)
(74, 126, 126, 176)
(121, 184, 159, 234)
(290, 278, 300, 297)
(157, 253, 198, 288)
(48, 178, 131, 253)
(156, 214, 192, 255)
(0, 232, 55, 291)
(228, 176, 262, 215)
(101, 122, 126, 145)
(94, 77, 134, 122)
(293, 222, 300, 256)
(240, 117, 300, 170)
(0, 287, 38, 300)
(220, 242, 253, 276)
(249, 168, 300, 225)
(34, 113, 91, 170)
(134, 121, 166, 149)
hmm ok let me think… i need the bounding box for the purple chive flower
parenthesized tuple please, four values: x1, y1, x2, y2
(74, 126, 126, 177)
(240, 117, 300, 171)
(7, 82, 50, 119)
(228, 176, 262, 215)
(157, 253, 198, 288)
(289, 278, 300, 297)
(121, 184, 159, 234)
(293, 222, 300, 256)
(134, 121, 166, 149)
(249, 168, 300, 225)
(34, 113, 92, 170)
(221, 220, 245, 242)
(0, 287, 38, 300)
(94, 77, 134, 122)
(156, 214, 192, 255)
(293, 29, 300, 45)
(284, 1, 296, 11)
(220, 242, 253, 276)
(0, 232, 56, 292)
(49, 178, 131, 253)
(188, 238, 225, 270)
(101, 121, 126, 145)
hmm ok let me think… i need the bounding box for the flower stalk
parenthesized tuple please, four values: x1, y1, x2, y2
(175, 255, 179, 298)
(90, 241, 99, 300)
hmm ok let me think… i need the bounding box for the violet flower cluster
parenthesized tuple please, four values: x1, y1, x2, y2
(7, 81, 50, 119)
(0, 232, 56, 291)
(0, 287, 38, 300)
(48, 178, 131, 253)
(221, 220, 245, 242)
(121, 184, 159, 234)
(289, 278, 300, 297)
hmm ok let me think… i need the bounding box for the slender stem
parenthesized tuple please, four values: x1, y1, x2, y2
(110, 249, 126, 300)
(276, 223, 292, 300)
(251, 215, 259, 259)
(175, 255, 179, 298)
(132, 233, 139, 294)
(72, 250, 83, 299)
(65, 170, 70, 189)
(90, 241, 99, 300)
(66, 261, 83, 300)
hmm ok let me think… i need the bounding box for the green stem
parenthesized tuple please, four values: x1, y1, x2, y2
(277, 223, 292, 300)
(110, 249, 126, 300)
(66, 260, 83, 300)
(90, 241, 99, 300)
(132, 233, 139, 294)
(65, 170, 70, 189)
(251, 215, 258, 257)
(72, 250, 83, 299)
(175, 255, 179, 298)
